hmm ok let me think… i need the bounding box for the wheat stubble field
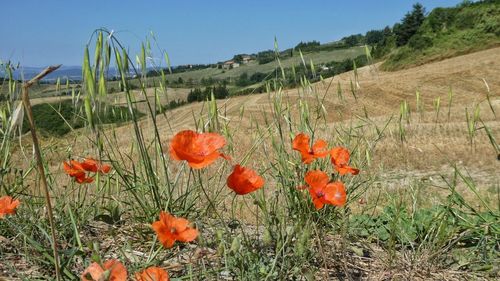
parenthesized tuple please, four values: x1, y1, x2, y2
(28, 47, 499, 199)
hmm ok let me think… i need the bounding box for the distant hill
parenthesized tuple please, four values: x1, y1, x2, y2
(0, 66, 124, 82)
(0, 66, 83, 81)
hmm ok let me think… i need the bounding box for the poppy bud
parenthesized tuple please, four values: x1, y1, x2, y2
(230, 235, 241, 253)
(263, 228, 273, 246)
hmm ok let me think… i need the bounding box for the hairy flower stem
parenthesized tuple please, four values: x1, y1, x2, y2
(22, 65, 62, 281)
(195, 170, 228, 231)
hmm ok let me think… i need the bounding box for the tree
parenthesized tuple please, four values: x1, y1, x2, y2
(426, 7, 456, 32)
(187, 88, 204, 102)
(365, 29, 385, 45)
(236, 72, 250, 87)
(372, 26, 395, 58)
(342, 34, 365, 47)
(250, 72, 268, 83)
(213, 84, 229, 99)
(256, 50, 275, 64)
(232, 54, 244, 63)
(294, 41, 320, 52)
(394, 3, 426, 46)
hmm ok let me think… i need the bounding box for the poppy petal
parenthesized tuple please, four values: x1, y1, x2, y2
(63, 161, 72, 173)
(170, 130, 226, 168)
(194, 133, 226, 155)
(169, 131, 204, 163)
(312, 196, 325, 210)
(75, 175, 94, 184)
(81, 262, 105, 281)
(152, 220, 174, 248)
(312, 139, 329, 157)
(330, 147, 350, 167)
(99, 164, 112, 174)
(80, 158, 99, 173)
(152, 211, 198, 248)
(135, 266, 170, 281)
(187, 151, 221, 169)
(227, 165, 265, 195)
(301, 154, 315, 164)
(335, 165, 359, 175)
(169, 145, 182, 161)
(304, 170, 329, 190)
(103, 259, 128, 281)
(177, 228, 199, 243)
(70, 160, 85, 171)
(292, 133, 310, 154)
(63, 161, 85, 178)
(323, 182, 347, 206)
(170, 217, 190, 233)
(0, 196, 20, 218)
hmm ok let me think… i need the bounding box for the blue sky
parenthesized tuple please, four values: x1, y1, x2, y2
(1, 0, 462, 67)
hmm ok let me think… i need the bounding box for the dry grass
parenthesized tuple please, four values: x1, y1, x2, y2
(4, 46, 499, 280)
(18, 47, 499, 206)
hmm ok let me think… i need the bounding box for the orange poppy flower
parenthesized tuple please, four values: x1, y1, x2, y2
(80, 158, 112, 174)
(135, 266, 170, 281)
(63, 160, 85, 178)
(75, 176, 95, 184)
(227, 165, 265, 195)
(81, 259, 127, 281)
(292, 133, 329, 164)
(169, 130, 227, 169)
(330, 147, 359, 175)
(0, 196, 20, 219)
(152, 211, 198, 248)
(305, 170, 347, 210)
(63, 161, 94, 184)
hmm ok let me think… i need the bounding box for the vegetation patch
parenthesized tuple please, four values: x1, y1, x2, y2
(22, 99, 144, 136)
(381, 1, 500, 70)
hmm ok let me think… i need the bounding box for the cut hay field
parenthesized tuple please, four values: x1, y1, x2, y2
(34, 47, 499, 193)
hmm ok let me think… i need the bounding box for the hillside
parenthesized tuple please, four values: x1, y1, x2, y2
(381, 0, 500, 70)
(26, 47, 499, 197)
(4, 30, 500, 281)
(163, 46, 365, 82)
(117, 47, 500, 171)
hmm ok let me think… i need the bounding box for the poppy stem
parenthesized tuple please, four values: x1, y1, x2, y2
(195, 170, 227, 230)
(22, 64, 62, 281)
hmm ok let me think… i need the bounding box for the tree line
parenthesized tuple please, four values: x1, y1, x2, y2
(187, 84, 229, 102)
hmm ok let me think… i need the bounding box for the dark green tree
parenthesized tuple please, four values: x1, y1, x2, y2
(213, 84, 229, 99)
(343, 34, 365, 47)
(187, 88, 204, 102)
(236, 72, 250, 87)
(394, 3, 426, 46)
(256, 50, 275, 64)
(365, 29, 385, 45)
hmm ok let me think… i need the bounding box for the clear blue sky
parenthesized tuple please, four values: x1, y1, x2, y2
(1, 0, 462, 67)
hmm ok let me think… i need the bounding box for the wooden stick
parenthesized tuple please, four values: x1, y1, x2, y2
(21, 64, 62, 281)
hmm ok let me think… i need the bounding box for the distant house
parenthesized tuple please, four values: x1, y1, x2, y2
(223, 60, 240, 69)
(241, 55, 253, 64)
